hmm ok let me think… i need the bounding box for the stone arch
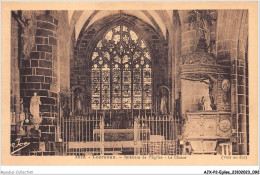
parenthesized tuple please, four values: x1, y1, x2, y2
(79, 15, 165, 63)
(68, 10, 84, 36)
(216, 10, 245, 65)
(69, 10, 168, 42)
(72, 12, 168, 111)
(238, 10, 248, 58)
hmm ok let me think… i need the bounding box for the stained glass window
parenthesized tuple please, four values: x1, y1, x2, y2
(91, 25, 152, 110)
(101, 64, 110, 110)
(112, 64, 121, 109)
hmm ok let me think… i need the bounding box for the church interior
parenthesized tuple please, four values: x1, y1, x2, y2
(10, 10, 249, 156)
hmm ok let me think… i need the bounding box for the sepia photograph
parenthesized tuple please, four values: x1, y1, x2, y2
(1, 1, 258, 170)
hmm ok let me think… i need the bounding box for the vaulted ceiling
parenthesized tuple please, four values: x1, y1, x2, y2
(68, 10, 174, 42)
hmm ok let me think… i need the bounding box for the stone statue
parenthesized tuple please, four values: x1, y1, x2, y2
(188, 10, 212, 39)
(199, 74, 218, 110)
(160, 88, 168, 114)
(30, 92, 42, 130)
(208, 74, 217, 110)
(12, 11, 36, 59)
(75, 93, 82, 115)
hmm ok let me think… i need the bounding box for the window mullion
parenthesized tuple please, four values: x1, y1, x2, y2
(131, 56, 133, 110)
(141, 66, 143, 110)
(110, 57, 112, 110)
(100, 66, 102, 110)
(120, 25, 123, 110)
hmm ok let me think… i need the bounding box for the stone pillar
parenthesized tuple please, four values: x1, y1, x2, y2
(11, 13, 21, 137)
(181, 12, 197, 55)
(230, 52, 247, 155)
(237, 10, 248, 155)
(245, 44, 249, 154)
(172, 10, 182, 118)
(20, 11, 58, 155)
(237, 43, 248, 155)
(216, 10, 248, 155)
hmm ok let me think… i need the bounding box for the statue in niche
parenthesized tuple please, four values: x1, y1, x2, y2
(160, 88, 168, 115)
(74, 88, 83, 115)
(30, 92, 42, 130)
(198, 96, 206, 111)
(76, 94, 82, 115)
(19, 98, 26, 135)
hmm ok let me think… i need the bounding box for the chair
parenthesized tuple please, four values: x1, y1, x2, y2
(219, 142, 232, 155)
(149, 135, 165, 155)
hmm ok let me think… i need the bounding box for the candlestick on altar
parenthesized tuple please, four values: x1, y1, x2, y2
(109, 110, 111, 126)
(131, 109, 134, 127)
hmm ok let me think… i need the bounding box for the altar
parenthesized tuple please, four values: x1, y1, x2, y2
(93, 128, 150, 142)
(93, 128, 150, 155)
(62, 115, 179, 155)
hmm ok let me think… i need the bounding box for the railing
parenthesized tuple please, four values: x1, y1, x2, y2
(60, 114, 182, 155)
(61, 116, 104, 155)
(136, 115, 182, 155)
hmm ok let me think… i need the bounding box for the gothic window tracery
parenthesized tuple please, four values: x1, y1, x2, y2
(91, 25, 152, 110)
